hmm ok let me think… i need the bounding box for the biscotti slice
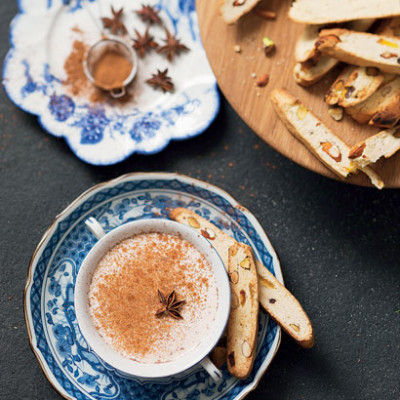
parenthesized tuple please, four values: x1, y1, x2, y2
(289, 0, 400, 25)
(226, 243, 259, 379)
(169, 207, 315, 348)
(325, 66, 384, 108)
(316, 29, 400, 75)
(346, 76, 400, 128)
(348, 128, 400, 168)
(294, 56, 338, 86)
(271, 88, 384, 189)
(325, 15, 400, 108)
(294, 20, 375, 86)
(220, 0, 262, 24)
(295, 19, 375, 63)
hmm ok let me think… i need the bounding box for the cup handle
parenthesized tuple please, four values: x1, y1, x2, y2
(85, 217, 106, 240)
(200, 356, 223, 382)
(110, 87, 126, 98)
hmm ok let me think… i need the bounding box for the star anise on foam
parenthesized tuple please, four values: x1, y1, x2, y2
(102, 6, 127, 35)
(155, 290, 186, 319)
(146, 69, 174, 93)
(158, 28, 189, 62)
(133, 27, 159, 58)
(135, 4, 162, 25)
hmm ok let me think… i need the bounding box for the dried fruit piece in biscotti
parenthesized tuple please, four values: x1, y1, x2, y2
(270, 88, 384, 189)
(325, 66, 384, 108)
(316, 29, 400, 75)
(220, 0, 262, 24)
(289, 0, 400, 25)
(226, 243, 258, 379)
(348, 128, 400, 168)
(169, 207, 315, 348)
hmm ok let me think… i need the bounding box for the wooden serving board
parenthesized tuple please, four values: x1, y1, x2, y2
(196, 0, 400, 188)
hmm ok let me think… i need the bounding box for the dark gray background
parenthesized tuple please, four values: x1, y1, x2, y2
(1, 2, 399, 399)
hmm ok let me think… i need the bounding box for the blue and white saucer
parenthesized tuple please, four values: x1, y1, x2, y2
(3, 0, 219, 165)
(25, 173, 282, 400)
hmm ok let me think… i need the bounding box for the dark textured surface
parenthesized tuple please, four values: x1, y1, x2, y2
(1, 2, 399, 400)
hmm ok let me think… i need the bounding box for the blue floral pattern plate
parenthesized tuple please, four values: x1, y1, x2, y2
(25, 173, 282, 400)
(3, 0, 219, 165)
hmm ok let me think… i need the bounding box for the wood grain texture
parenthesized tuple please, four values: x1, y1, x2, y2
(196, 0, 400, 188)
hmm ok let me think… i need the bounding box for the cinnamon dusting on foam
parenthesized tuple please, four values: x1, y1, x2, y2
(88, 232, 218, 363)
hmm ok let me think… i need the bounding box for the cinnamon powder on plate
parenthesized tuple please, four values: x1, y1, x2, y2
(64, 40, 88, 96)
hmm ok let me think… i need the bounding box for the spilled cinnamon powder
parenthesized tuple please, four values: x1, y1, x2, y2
(88, 233, 218, 363)
(64, 41, 88, 96)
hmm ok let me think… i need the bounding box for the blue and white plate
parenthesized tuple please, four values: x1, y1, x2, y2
(3, 0, 219, 165)
(25, 173, 282, 400)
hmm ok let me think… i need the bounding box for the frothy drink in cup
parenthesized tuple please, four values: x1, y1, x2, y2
(88, 232, 219, 363)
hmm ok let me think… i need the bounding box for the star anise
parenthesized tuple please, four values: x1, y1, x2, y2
(135, 4, 162, 25)
(102, 6, 127, 35)
(133, 27, 159, 58)
(155, 290, 185, 319)
(146, 69, 174, 93)
(158, 28, 189, 62)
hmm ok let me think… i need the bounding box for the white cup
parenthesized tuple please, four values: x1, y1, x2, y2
(75, 218, 230, 381)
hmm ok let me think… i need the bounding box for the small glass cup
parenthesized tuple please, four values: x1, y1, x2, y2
(84, 37, 138, 98)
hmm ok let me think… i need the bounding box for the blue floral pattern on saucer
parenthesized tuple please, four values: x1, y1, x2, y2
(3, 0, 219, 165)
(25, 173, 282, 400)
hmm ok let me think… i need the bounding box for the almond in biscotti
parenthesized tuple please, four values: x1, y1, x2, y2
(226, 243, 259, 379)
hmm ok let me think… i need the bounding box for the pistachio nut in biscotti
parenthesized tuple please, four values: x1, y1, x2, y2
(270, 88, 385, 189)
(169, 207, 315, 348)
(226, 243, 259, 379)
(316, 29, 400, 75)
(289, 0, 400, 25)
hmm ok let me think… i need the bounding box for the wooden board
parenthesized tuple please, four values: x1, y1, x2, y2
(196, 0, 400, 188)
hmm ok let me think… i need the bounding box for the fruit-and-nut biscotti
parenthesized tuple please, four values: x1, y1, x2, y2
(348, 128, 400, 168)
(169, 207, 315, 349)
(289, 0, 400, 25)
(226, 243, 259, 379)
(316, 29, 400, 75)
(271, 88, 384, 189)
